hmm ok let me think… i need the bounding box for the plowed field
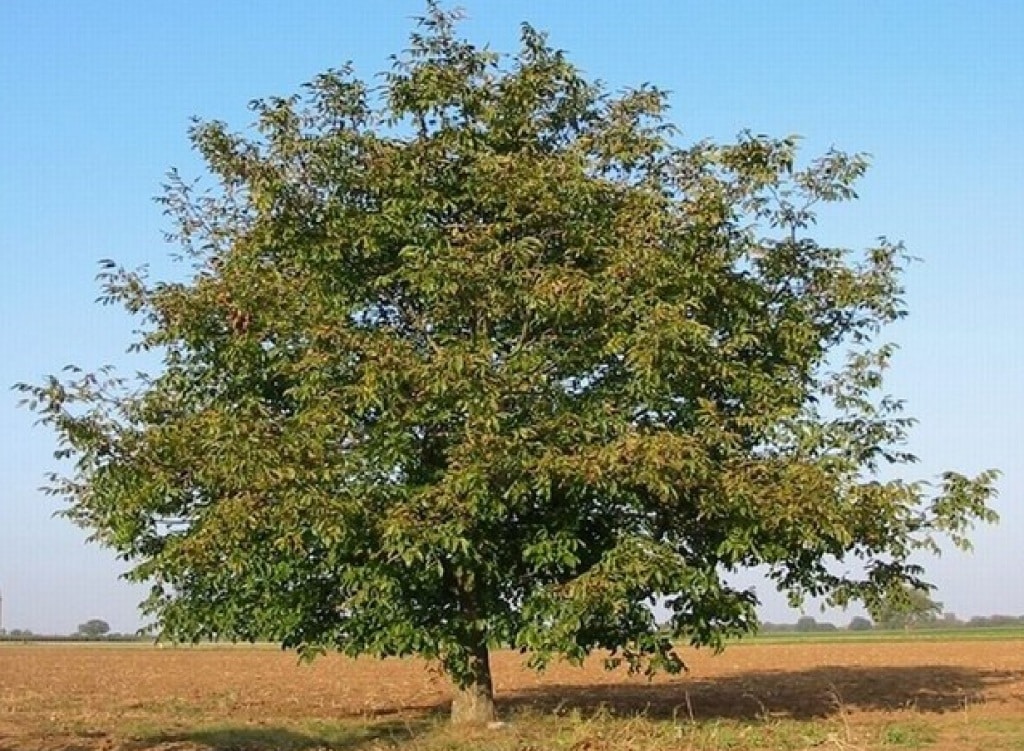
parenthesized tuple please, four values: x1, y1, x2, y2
(2, 639, 1023, 750)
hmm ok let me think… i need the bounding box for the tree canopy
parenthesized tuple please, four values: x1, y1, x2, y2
(870, 585, 943, 630)
(19, 5, 998, 723)
(76, 619, 111, 638)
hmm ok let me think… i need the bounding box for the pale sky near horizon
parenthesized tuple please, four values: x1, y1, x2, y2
(1, 2, 1021, 635)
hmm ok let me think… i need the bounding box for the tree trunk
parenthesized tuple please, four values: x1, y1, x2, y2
(450, 641, 496, 725)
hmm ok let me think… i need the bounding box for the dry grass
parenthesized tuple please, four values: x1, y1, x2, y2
(1, 639, 1023, 750)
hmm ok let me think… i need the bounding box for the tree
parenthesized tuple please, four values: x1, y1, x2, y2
(795, 616, 819, 633)
(870, 585, 943, 630)
(76, 619, 111, 638)
(18, 5, 999, 724)
(848, 616, 873, 631)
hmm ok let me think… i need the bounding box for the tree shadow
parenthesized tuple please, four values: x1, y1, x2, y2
(501, 665, 1023, 720)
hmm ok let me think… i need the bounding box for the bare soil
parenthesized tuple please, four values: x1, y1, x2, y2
(1, 640, 1022, 749)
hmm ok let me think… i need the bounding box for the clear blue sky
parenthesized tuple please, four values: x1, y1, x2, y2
(1, 1, 1021, 634)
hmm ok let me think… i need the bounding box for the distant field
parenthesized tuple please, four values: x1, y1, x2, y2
(1, 638, 1023, 750)
(740, 626, 1024, 645)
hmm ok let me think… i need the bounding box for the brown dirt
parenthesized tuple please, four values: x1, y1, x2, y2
(1, 640, 1022, 749)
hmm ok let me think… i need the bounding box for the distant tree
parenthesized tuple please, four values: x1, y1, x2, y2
(848, 616, 873, 631)
(870, 586, 942, 629)
(795, 616, 819, 633)
(985, 615, 1021, 627)
(76, 619, 111, 638)
(8, 628, 33, 638)
(18, 4, 1000, 725)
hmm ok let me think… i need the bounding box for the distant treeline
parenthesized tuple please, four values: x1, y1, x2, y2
(761, 613, 1024, 633)
(5, 613, 1024, 642)
(0, 632, 149, 643)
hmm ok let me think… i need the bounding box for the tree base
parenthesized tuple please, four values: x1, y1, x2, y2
(450, 684, 496, 725)
(449, 643, 496, 725)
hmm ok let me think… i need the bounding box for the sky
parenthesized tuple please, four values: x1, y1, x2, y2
(1, 1, 1021, 635)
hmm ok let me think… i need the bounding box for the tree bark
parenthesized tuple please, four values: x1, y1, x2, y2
(450, 641, 496, 725)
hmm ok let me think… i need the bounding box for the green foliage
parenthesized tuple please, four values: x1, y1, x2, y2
(17, 3, 998, 699)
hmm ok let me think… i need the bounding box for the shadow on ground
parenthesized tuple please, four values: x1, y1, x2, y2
(503, 664, 1022, 720)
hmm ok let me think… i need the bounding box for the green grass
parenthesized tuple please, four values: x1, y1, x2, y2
(878, 720, 941, 748)
(947, 718, 1024, 751)
(126, 709, 1024, 751)
(129, 710, 864, 751)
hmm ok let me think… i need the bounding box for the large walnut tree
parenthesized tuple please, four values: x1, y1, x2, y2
(21, 5, 998, 724)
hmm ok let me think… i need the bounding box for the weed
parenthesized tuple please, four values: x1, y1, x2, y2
(879, 720, 939, 748)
